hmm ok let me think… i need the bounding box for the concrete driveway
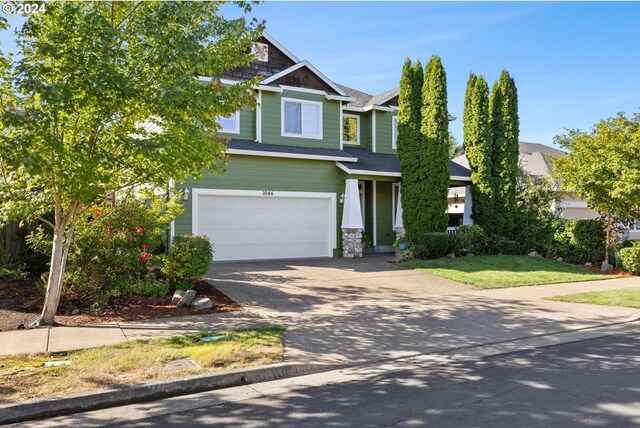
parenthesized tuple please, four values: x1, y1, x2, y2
(207, 255, 640, 364)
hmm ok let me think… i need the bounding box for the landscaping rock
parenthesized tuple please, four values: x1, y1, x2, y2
(446, 252, 455, 258)
(556, 257, 564, 263)
(191, 297, 213, 310)
(171, 290, 186, 305)
(163, 357, 201, 372)
(585, 262, 593, 267)
(601, 261, 613, 272)
(71, 309, 80, 316)
(528, 251, 539, 257)
(466, 252, 474, 257)
(177, 289, 196, 308)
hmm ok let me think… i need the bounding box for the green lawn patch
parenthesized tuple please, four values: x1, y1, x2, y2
(401, 255, 613, 289)
(546, 287, 640, 308)
(0, 325, 284, 403)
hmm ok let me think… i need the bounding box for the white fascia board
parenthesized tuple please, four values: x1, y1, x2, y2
(450, 175, 472, 182)
(326, 94, 356, 102)
(363, 105, 394, 112)
(262, 32, 301, 63)
(262, 60, 348, 97)
(256, 85, 283, 93)
(448, 115, 457, 121)
(336, 162, 401, 177)
(279, 85, 326, 95)
(342, 106, 365, 113)
(228, 148, 357, 162)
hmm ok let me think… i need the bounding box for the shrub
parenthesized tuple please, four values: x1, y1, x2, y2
(495, 239, 521, 255)
(63, 195, 181, 306)
(619, 247, 640, 274)
(412, 244, 430, 260)
(413, 232, 451, 259)
(163, 235, 213, 286)
(0, 264, 28, 281)
(551, 219, 606, 264)
(451, 225, 486, 254)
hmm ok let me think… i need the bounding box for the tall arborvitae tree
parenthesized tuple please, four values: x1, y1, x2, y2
(397, 59, 424, 242)
(420, 56, 451, 232)
(490, 70, 520, 236)
(463, 74, 495, 232)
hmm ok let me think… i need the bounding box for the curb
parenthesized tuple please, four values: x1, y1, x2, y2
(0, 362, 339, 425)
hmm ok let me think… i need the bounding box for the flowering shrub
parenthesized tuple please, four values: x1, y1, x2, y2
(64, 196, 181, 306)
(162, 235, 213, 286)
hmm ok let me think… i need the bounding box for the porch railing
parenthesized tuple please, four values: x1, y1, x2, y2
(446, 227, 459, 234)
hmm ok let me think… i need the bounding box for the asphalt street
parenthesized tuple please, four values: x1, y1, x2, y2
(25, 329, 640, 427)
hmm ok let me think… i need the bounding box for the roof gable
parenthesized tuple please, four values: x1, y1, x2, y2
(262, 61, 348, 96)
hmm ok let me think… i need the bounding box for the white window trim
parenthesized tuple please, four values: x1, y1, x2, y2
(391, 116, 398, 150)
(252, 42, 268, 62)
(358, 181, 366, 225)
(216, 111, 240, 134)
(281, 97, 323, 140)
(342, 114, 360, 145)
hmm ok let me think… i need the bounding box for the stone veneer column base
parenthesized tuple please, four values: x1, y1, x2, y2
(395, 228, 405, 242)
(342, 228, 363, 259)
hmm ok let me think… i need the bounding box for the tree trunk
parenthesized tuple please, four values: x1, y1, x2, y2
(31, 225, 66, 326)
(31, 202, 78, 327)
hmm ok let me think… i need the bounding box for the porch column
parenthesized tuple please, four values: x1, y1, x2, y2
(462, 185, 474, 226)
(341, 179, 364, 258)
(394, 185, 405, 241)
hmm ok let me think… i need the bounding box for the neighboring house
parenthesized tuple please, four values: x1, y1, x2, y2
(449, 142, 640, 240)
(172, 33, 472, 261)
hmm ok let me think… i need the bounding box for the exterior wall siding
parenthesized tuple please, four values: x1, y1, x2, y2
(375, 181, 395, 246)
(217, 105, 256, 141)
(174, 155, 348, 257)
(261, 89, 341, 150)
(374, 110, 397, 155)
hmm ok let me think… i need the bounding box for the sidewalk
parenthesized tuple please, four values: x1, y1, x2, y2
(0, 311, 269, 356)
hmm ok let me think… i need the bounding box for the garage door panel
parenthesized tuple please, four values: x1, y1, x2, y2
(195, 192, 334, 261)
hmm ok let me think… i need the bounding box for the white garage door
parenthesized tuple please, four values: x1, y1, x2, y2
(193, 190, 336, 261)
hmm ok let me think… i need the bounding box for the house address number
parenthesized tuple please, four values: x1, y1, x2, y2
(262, 190, 274, 196)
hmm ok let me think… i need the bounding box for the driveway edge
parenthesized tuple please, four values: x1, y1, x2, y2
(0, 362, 340, 425)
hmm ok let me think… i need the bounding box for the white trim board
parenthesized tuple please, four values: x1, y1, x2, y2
(336, 162, 402, 178)
(228, 149, 357, 162)
(191, 188, 337, 254)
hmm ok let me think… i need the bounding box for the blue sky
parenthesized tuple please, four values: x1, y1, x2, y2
(2, 2, 639, 148)
(242, 1, 640, 147)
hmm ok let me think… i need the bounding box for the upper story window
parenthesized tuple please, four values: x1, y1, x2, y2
(342, 114, 360, 145)
(216, 111, 240, 134)
(252, 42, 269, 62)
(392, 116, 398, 149)
(281, 98, 323, 139)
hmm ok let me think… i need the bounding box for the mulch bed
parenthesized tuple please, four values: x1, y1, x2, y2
(0, 279, 243, 332)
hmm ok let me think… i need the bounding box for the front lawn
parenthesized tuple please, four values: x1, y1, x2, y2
(546, 287, 640, 308)
(0, 326, 284, 403)
(401, 255, 613, 289)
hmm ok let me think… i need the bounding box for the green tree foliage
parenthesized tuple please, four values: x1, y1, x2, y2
(489, 70, 520, 235)
(0, 2, 263, 325)
(396, 59, 424, 242)
(420, 56, 450, 233)
(555, 112, 640, 221)
(448, 133, 464, 160)
(513, 169, 559, 254)
(463, 74, 495, 232)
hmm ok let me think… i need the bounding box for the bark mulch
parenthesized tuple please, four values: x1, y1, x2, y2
(0, 279, 243, 332)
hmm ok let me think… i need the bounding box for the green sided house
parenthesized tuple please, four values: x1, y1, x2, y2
(172, 33, 473, 261)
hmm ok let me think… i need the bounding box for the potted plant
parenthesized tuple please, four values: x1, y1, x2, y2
(393, 236, 407, 259)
